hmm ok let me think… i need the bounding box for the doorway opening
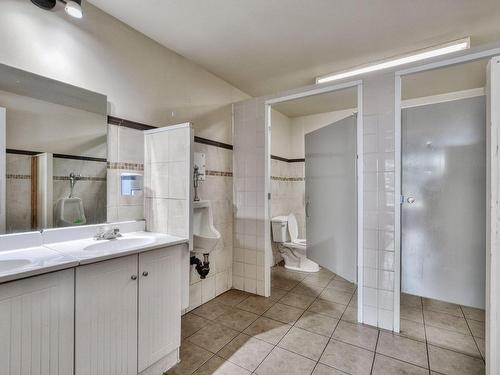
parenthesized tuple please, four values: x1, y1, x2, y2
(265, 82, 363, 320)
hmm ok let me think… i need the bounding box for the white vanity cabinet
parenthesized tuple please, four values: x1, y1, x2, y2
(0, 269, 75, 375)
(75, 254, 138, 375)
(75, 244, 185, 375)
(138, 246, 181, 372)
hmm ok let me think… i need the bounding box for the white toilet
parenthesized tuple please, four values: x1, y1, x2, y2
(271, 213, 319, 273)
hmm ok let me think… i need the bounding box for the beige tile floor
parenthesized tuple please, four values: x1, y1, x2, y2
(169, 265, 485, 375)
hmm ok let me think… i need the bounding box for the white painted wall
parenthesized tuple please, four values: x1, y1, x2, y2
(0, 0, 249, 143)
(271, 108, 355, 159)
(290, 109, 356, 159)
(270, 109, 292, 158)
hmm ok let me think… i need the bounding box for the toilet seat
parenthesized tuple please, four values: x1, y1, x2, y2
(283, 239, 306, 251)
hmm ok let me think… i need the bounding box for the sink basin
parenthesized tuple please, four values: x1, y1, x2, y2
(83, 237, 155, 252)
(0, 259, 32, 272)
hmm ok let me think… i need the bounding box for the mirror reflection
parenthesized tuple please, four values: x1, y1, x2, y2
(1, 64, 108, 234)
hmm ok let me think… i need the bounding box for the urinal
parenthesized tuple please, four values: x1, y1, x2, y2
(192, 200, 221, 253)
(55, 197, 87, 227)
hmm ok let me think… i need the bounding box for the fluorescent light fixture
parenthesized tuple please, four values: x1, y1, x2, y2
(316, 38, 470, 84)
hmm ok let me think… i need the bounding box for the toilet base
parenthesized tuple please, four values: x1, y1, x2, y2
(284, 258, 320, 273)
(279, 245, 320, 273)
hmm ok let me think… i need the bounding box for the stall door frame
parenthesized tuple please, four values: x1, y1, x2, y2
(396, 52, 500, 374)
(265, 80, 364, 322)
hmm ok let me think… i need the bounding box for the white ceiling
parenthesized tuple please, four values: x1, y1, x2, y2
(88, 0, 500, 97)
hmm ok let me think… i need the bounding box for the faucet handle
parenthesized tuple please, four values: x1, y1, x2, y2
(113, 226, 122, 237)
(94, 226, 105, 240)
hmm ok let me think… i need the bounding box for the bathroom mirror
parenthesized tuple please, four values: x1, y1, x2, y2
(0, 63, 108, 234)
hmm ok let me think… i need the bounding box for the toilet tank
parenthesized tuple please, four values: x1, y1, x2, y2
(271, 216, 289, 242)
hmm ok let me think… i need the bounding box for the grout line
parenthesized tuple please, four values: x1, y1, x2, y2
(375, 352, 433, 372)
(369, 330, 380, 375)
(311, 278, 353, 374)
(420, 296, 432, 375)
(274, 268, 336, 374)
(459, 305, 485, 363)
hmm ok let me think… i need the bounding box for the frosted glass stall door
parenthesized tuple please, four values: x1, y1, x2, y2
(401, 96, 486, 308)
(305, 115, 357, 282)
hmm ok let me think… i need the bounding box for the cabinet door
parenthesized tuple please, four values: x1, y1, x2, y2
(138, 245, 182, 371)
(0, 269, 74, 375)
(75, 255, 138, 375)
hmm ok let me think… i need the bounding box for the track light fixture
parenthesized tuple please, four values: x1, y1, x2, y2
(64, 0, 82, 18)
(30, 0, 56, 10)
(30, 0, 83, 19)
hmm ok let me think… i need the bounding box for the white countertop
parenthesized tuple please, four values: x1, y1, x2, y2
(0, 246, 79, 284)
(0, 231, 188, 284)
(44, 231, 188, 264)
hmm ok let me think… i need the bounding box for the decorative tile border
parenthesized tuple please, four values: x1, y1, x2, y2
(7, 174, 31, 180)
(54, 176, 106, 182)
(8, 174, 106, 181)
(107, 162, 144, 171)
(271, 176, 305, 181)
(7, 149, 106, 163)
(271, 155, 305, 163)
(206, 170, 233, 177)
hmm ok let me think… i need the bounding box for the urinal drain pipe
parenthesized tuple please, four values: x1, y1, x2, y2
(190, 254, 210, 279)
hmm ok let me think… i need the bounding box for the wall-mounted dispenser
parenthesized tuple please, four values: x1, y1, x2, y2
(194, 152, 206, 181)
(193, 152, 206, 202)
(121, 173, 143, 196)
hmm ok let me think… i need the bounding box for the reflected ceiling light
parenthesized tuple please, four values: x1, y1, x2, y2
(316, 38, 470, 84)
(64, 0, 83, 18)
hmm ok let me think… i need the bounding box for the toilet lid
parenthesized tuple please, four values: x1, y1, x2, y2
(287, 213, 299, 241)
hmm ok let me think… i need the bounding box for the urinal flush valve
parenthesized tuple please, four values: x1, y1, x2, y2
(190, 254, 210, 279)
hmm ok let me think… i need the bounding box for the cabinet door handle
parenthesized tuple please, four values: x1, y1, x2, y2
(131, 275, 137, 280)
(142, 271, 149, 277)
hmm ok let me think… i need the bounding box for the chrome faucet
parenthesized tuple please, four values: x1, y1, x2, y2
(94, 226, 122, 240)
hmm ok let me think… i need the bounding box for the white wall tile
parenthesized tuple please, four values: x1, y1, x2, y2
(364, 286, 378, 307)
(378, 270, 395, 291)
(233, 261, 245, 277)
(378, 308, 394, 330)
(378, 251, 395, 271)
(378, 290, 394, 311)
(364, 249, 378, 268)
(363, 267, 378, 288)
(188, 282, 202, 311)
(244, 278, 257, 293)
(363, 305, 378, 326)
(201, 276, 216, 303)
